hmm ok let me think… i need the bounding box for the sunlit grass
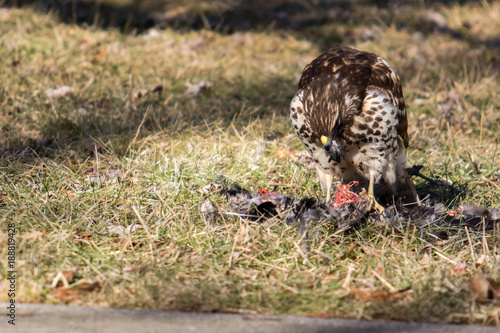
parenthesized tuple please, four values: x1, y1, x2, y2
(0, 1, 499, 326)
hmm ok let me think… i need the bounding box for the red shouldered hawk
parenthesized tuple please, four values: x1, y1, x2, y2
(290, 47, 419, 209)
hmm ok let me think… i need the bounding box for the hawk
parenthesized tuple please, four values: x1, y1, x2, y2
(290, 47, 419, 209)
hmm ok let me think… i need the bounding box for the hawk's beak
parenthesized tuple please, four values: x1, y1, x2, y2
(321, 135, 331, 152)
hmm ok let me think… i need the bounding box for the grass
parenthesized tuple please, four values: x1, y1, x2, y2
(0, 0, 500, 326)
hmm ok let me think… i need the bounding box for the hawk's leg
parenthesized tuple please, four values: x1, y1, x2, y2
(315, 164, 334, 202)
(363, 171, 385, 212)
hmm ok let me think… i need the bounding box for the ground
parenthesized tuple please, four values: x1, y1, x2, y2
(0, 0, 499, 326)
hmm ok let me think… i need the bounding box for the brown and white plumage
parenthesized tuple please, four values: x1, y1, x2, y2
(290, 47, 419, 206)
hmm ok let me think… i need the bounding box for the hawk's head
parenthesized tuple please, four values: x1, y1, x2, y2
(321, 135, 342, 163)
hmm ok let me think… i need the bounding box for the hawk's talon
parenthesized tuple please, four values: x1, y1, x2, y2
(359, 188, 385, 212)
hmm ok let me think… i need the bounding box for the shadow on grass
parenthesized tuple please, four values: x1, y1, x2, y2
(361, 287, 470, 325)
(138, 273, 471, 325)
(1, 0, 498, 169)
(0, 71, 296, 161)
(4, 0, 498, 50)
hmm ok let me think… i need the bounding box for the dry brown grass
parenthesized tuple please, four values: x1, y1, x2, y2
(0, 0, 499, 326)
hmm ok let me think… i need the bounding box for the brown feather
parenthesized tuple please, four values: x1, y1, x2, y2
(290, 47, 419, 205)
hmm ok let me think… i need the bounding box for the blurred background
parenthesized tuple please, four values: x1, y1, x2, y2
(4, 0, 498, 50)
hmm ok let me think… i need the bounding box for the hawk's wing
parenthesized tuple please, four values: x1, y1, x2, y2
(297, 47, 410, 148)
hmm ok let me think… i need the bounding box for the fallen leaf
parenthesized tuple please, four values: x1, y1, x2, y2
(186, 142, 194, 154)
(435, 238, 454, 246)
(142, 28, 162, 40)
(418, 253, 431, 266)
(74, 281, 101, 292)
(61, 270, 75, 283)
(452, 262, 467, 275)
(84, 143, 104, 157)
(200, 199, 217, 224)
(45, 86, 74, 98)
(131, 88, 148, 102)
(80, 232, 92, 241)
(60, 188, 76, 198)
(0, 8, 12, 21)
(53, 288, 81, 302)
(270, 176, 292, 186)
(158, 243, 179, 257)
(113, 237, 136, 249)
(123, 266, 138, 274)
(73, 230, 93, 244)
(107, 225, 126, 237)
(52, 281, 101, 303)
(421, 11, 454, 33)
(476, 254, 489, 266)
(152, 240, 163, 249)
(97, 97, 111, 108)
(51, 270, 76, 288)
(91, 43, 106, 64)
(469, 272, 500, 301)
(275, 148, 292, 158)
(0, 193, 10, 204)
(361, 246, 381, 256)
(447, 89, 460, 103)
(85, 175, 104, 184)
(83, 168, 97, 175)
(106, 168, 125, 182)
(184, 80, 212, 98)
(294, 152, 314, 168)
(229, 267, 261, 280)
(374, 265, 384, 276)
(234, 223, 250, 243)
(84, 167, 125, 184)
(320, 273, 340, 284)
(125, 222, 141, 234)
(20, 230, 45, 242)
